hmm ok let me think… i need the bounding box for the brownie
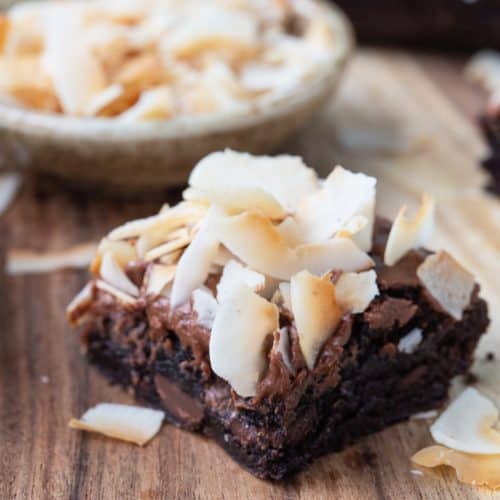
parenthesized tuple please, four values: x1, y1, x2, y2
(480, 112, 500, 195)
(69, 218, 488, 480)
(332, 1, 500, 50)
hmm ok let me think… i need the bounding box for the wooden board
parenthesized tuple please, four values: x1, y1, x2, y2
(1, 49, 500, 499)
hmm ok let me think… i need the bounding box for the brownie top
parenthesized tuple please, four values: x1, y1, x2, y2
(67, 150, 478, 401)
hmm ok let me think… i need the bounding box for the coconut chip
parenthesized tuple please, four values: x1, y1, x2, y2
(188, 150, 318, 218)
(216, 211, 373, 280)
(144, 234, 191, 262)
(335, 270, 379, 314)
(465, 50, 500, 95)
(417, 251, 475, 320)
(0, 172, 22, 217)
(412, 445, 500, 489)
(430, 387, 500, 455)
(277, 327, 294, 374)
(192, 287, 218, 329)
(145, 264, 176, 296)
(294, 166, 376, 247)
(209, 283, 279, 397)
(66, 282, 93, 325)
(6, 242, 97, 275)
(69, 403, 164, 446)
(100, 251, 139, 296)
(170, 205, 221, 308)
(384, 193, 435, 266)
(216, 259, 265, 303)
(290, 270, 341, 370)
(398, 328, 423, 354)
(95, 279, 136, 305)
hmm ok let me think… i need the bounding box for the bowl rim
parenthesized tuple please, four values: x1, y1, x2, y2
(0, 0, 354, 143)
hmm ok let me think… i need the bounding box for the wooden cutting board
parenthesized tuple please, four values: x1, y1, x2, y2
(1, 49, 499, 499)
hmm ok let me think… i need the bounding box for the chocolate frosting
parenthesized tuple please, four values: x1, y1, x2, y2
(75, 218, 468, 409)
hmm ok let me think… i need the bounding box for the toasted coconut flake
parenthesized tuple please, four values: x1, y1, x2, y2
(192, 287, 218, 329)
(92, 238, 137, 274)
(216, 210, 295, 280)
(0, 172, 22, 217)
(159, 249, 182, 266)
(209, 283, 279, 397)
(277, 327, 294, 374)
(417, 251, 475, 320)
(276, 217, 303, 246)
(278, 282, 292, 311)
(216, 212, 373, 280)
(95, 279, 136, 304)
(42, 8, 107, 114)
(384, 194, 435, 266)
(188, 151, 318, 218)
(66, 282, 93, 324)
(398, 328, 423, 354)
(6, 242, 97, 275)
(69, 403, 164, 446)
(335, 270, 378, 314)
(144, 235, 191, 262)
(411, 410, 438, 421)
(100, 251, 139, 296)
(290, 270, 341, 370)
(430, 388, 500, 455)
(170, 205, 221, 308)
(216, 259, 265, 303)
(118, 86, 175, 121)
(145, 264, 176, 296)
(295, 237, 374, 277)
(84, 83, 124, 116)
(412, 445, 500, 489)
(166, 6, 258, 58)
(294, 166, 376, 246)
(465, 50, 500, 95)
(108, 201, 206, 241)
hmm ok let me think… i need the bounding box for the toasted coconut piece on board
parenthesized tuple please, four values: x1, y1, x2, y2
(209, 283, 279, 397)
(6, 242, 97, 275)
(69, 403, 164, 446)
(144, 235, 191, 262)
(384, 193, 435, 266)
(100, 251, 139, 296)
(417, 251, 475, 320)
(412, 445, 500, 489)
(335, 270, 379, 314)
(430, 388, 500, 455)
(290, 270, 341, 370)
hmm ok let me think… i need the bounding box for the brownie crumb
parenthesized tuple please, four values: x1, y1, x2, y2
(485, 352, 496, 362)
(463, 372, 479, 385)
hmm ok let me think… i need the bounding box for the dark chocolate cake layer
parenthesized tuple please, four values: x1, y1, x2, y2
(333, 1, 500, 50)
(75, 221, 489, 480)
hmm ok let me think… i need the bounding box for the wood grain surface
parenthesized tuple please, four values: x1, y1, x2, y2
(1, 49, 500, 500)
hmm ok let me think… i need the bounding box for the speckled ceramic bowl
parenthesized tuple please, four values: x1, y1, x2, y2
(0, 2, 353, 196)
